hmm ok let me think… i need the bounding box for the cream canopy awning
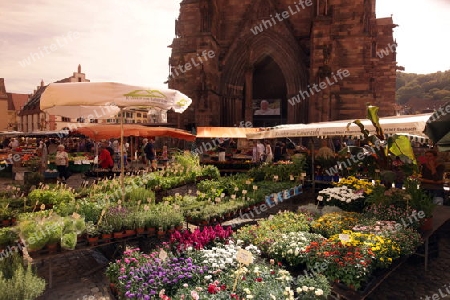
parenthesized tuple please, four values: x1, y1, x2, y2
(246, 114, 432, 139)
(197, 127, 260, 138)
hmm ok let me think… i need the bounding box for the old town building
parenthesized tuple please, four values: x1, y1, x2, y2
(0, 78, 30, 131)
(168, 0, 399, 129)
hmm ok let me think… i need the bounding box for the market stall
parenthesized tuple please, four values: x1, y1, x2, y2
(195, 126, 261, 172)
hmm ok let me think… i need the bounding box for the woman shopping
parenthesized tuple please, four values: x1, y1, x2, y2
(55, 144, 70, 183)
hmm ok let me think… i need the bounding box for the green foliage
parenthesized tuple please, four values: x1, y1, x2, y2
(27, 188, 75, 206)
(396, 70, 450, 105)
(0, 228, 18, 247)
(0, 253, 46, 300)
(125, 187, 155, 203)
(61, 233, 77, 250)
(247, 156, 306, 182)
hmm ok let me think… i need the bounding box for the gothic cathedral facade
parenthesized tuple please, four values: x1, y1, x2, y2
(168, 0, 399, 129)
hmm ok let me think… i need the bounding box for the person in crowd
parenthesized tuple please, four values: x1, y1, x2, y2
(217, 138, 226, 162)
(98, 143, 114, 170)
(9, 137, 19, 149)
(419, 149, 445, 205)
(141, 138, 149, 165)
(144, 138, 157, 171)
(37, 140, 48, 174)
(112, 140, 120, 167)
(85, 138, 94, 153)
(161, 142, 169, 169)
(117, 141, 128, 168)
(55, 144, 69, 183)
(265, 140, 273, 163)
(251, 140, 259, 163)
(316, 139, 335, 159)
(257, 140, 265, 162)
(2, 137, 11, 149)
(274, 142, 282, 162)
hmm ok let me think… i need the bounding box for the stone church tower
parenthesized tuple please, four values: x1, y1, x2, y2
(168, 0, 399, 129)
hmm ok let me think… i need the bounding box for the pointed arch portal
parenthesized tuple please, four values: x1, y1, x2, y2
(251, 56, 287, 127)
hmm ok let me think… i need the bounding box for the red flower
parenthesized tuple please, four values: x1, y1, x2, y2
(256, 277, 263, 282)
(208, 283, 219, 294)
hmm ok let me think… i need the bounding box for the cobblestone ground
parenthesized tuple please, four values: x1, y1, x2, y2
(2, 174, 450, 300)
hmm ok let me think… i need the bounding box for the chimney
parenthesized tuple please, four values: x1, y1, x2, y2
(40, 79, 44, 87)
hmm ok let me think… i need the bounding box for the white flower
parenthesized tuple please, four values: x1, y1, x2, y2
(315, 289, 324, 296)
(302, 286, 308, 291)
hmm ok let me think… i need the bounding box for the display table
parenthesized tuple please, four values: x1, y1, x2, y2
(415, 205, 450, 271)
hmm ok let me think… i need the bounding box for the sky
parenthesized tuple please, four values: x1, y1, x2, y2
(0, 0, 449, 94)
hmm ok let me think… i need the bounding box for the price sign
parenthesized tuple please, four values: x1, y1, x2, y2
(159, 249, 168, 261)
(253, 185, 258, 190)
(72, 212, 81, 219)
(236, 249, 253, 266)
(339, 234, 350, 243)
(290, 175, 294, 181)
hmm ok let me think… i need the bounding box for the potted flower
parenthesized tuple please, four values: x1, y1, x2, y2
(98, 222, 114, 243)
(104, 206, 128, 239)
(293, 274, 332, 299)
(134, 211, 146, 234)
(122, 212, 136, 237)
(85, 221, 100, 246)
(405, 178, 436, 230)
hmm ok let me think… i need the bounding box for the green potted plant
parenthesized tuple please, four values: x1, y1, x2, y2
(405, 178, 436, 230)
(85, 221, 100, 246)
(98, 221, 114, 242)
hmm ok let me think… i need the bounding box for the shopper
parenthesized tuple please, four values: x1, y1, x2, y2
(419, 149, 445, 205)
(55, 144, 69, 183)
(98, 144, 114, 170)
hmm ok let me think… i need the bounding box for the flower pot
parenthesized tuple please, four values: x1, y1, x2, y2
(157, 229, 166, 238)
(136, 227, 145, 235)
(109, 283, 118, 296)
(101, 233, 112, 243)
(1, 219, 11, 226)
(175, 224, 183, 231)
(420, 217, 433, 231)
(147, 227, 156, 237)
(46, 242, 59, 253)
(113, 231, 125, 239)
(87, 236, 99, 246)
(124, 229, 136, 237)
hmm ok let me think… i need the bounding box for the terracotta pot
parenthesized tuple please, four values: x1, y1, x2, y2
(175, 225, 183, 231)
(113, 231, 125, 239)
(136, 227, 145, 235)
(124, 229, 136, 237)
(147, 227, 156, 237)
(46, 242, 59, 253)
(1, 219, 11, 226)
(157, 230, 166, 238)
(87, 236, 99, 246)
(101, 233, 112, 243)
(420, 217, 433, 231)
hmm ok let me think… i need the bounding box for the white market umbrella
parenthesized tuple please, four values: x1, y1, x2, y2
(40, 82, 192, 200)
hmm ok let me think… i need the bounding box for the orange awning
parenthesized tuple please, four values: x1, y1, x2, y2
(72, 124, 196, 141)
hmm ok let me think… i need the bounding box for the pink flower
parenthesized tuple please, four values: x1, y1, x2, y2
(191, 290, 199, 300)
